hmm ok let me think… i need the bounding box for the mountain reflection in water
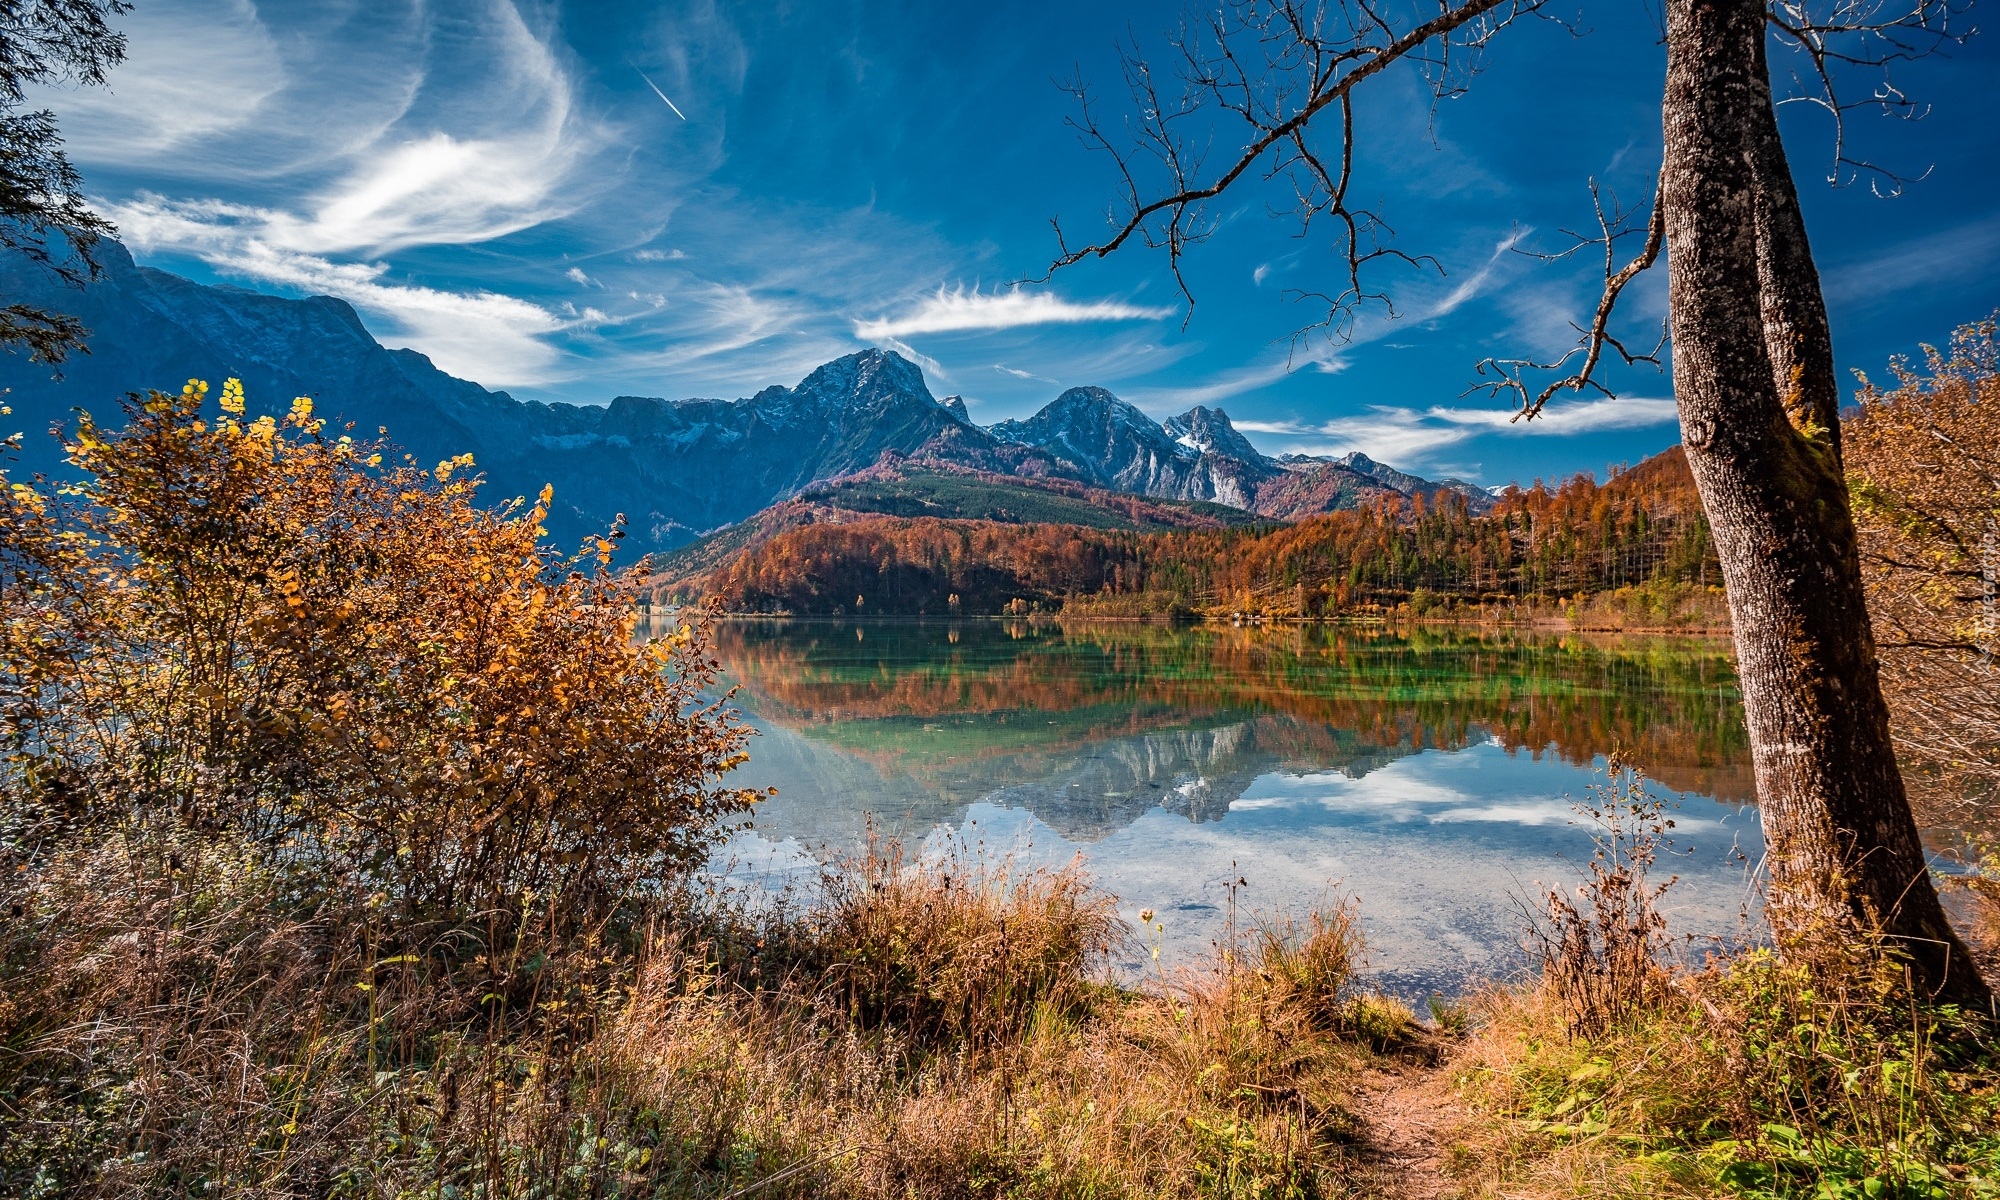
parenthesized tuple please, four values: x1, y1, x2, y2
(697, 618, 1762, 996)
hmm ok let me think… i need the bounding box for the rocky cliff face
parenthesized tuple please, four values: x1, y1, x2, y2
(987, 389, 1280, 508)
(990, 387, 1183, 488)
(1163, 404, 1263, 462)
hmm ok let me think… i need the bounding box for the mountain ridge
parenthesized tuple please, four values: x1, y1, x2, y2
(2, 241, 1490, 552)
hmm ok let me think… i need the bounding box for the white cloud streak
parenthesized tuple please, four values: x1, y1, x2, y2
(221, 242, 580, 385)
(854, 286, 1174, 340)
(1122, 354, 1345, 412)
(637, 70, 688, 120)
(1261, 396, 1680, 470)
(1424, 228, 1529, 320)
(880, 337, 948, 381)
(1822, 214, 2000, 306)
(992, 363, 1059, 384)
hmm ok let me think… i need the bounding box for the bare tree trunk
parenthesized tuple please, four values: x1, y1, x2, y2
(1661, 0, 1989, 1008)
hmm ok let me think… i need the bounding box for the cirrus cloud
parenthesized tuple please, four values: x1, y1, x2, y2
(854, 285, 1174, 340)
(1241, 395, 1681, 472)
(81, 0, 618, 390)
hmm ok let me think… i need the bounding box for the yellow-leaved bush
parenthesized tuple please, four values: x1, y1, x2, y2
(1, 378, 758, 924)
(0, 380, 767, 1190)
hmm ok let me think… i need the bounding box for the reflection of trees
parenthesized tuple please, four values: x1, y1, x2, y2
(711, 621, 1752, 803)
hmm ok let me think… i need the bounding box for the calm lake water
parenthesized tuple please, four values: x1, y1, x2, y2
(699, 618, 1762, 997)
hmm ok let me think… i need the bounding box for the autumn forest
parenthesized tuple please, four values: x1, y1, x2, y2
(664, 447, 1722, 624)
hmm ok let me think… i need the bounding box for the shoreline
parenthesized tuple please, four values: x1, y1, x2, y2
(648, 607, 1735, 637)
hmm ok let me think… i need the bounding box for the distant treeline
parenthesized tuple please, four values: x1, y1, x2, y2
(671, 448, 1723, 622)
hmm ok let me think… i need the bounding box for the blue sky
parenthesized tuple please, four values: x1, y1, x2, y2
(35, 0, 2000, 486)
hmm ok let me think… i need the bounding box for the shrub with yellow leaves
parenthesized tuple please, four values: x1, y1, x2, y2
(3, 378, 757, 918)
(0, 379, 765, 1192)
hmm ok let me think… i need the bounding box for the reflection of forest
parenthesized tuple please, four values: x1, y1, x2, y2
(707, 620, 1753, 842)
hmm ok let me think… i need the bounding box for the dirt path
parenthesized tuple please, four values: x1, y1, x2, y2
(1351, 1058, 1467, 1200)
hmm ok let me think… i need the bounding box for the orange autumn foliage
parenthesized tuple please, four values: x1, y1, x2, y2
(670, 447, 1719, 617)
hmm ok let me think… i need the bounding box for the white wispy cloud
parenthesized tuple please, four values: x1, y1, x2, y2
(213, 242, 584, 385)
(28, 0, 288, 161)
(992, 363, 1059, 384)
(880, 337, 948, 381)
(88, 1, 611, 388)
(854, 286, 1174, 340)
(1427, 396, 1679, 431)
(1424, 228, 1530, 320)
(1262, 396, 1680, 470)
(605, 284, 854, 383)
(1822, 214, 2000, 306)
(1122, 354, 1345, 412)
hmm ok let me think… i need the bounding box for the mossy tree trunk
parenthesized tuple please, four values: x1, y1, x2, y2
(1661, 0, 1989, 1008)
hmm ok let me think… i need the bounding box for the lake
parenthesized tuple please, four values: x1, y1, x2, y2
(699, 618, 1763, 997)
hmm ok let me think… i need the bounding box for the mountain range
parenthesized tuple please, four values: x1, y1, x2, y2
(1, 241, 1487, 555)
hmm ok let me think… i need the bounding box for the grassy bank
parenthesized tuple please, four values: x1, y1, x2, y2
(1056, 576, 1744, 632)
(1442, 768, 2000, 1199)
(1453, 952, 2000, 1198)
(2, 826, 1422, 1196)
(9, 818, 1997, 1198)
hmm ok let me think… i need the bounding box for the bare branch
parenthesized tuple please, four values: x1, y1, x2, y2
(1038, 0, 1540, 347)
(1763, 0, 1972, 195)
(1469, 174, 1669, 420)
(1040, 0, 1968, 421)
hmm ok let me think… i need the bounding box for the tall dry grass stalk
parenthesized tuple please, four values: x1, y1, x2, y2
(1527, 758, 1680, 1039)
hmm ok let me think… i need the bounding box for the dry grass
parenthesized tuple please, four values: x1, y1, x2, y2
(1525, 761, 1676, 1040)
(10, 775, 1992, 1200)
(0, 828, 1418, 1198)
(570, 846, 1417, 1198)
(797, 834, 1123, 1048)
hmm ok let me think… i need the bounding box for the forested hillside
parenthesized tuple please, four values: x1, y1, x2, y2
(658, 446, 1722, 622)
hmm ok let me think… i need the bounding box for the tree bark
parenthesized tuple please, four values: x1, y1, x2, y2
(1745, 29, 1842, 446)
(1660, 0, 1989, 1008)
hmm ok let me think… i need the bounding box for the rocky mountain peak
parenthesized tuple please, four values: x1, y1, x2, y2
(791, 347, 934, 413)
(989, 386, 1176, 465)
(1049, 385, 1153, 426)
(1164, 405, 1264, 462)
